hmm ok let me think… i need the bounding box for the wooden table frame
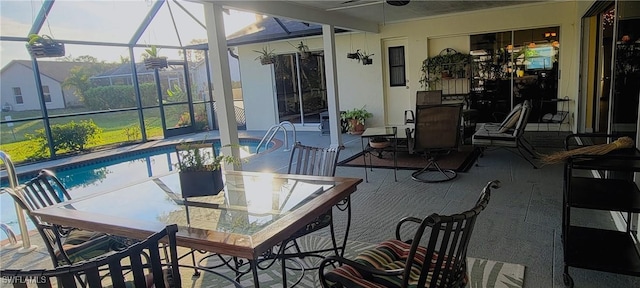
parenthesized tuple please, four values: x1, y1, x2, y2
(32, 171, 362, 287)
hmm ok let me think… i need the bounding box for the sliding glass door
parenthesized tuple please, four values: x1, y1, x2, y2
(273, 52, 327, 124)
(470, 27, 560, 123)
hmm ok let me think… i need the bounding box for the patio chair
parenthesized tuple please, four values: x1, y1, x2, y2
(406, 103, 463, 183)
(318, 180, 499, 288)
(276, 142, 344, 286)
(1, 224, 182, 288)
(3, 170, 133, 267)
(404, 90, 443, 125)
(472, 100, 537, 168)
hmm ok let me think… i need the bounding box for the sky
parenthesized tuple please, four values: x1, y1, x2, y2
(0, 0, 258, 69)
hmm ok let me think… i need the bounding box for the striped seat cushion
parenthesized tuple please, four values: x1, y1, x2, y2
(324, 239, 466, 288)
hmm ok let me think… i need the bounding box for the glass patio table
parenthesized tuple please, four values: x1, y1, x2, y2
(32, 170, 363, 287)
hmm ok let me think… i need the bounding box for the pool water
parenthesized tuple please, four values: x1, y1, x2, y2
(0, 139, 273, 240)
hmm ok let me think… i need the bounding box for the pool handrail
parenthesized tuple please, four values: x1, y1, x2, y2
(257, 121, 297, 153)
(0, 150, 33, 250)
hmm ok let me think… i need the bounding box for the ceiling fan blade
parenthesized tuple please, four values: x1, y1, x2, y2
(386, 1, 410, 6)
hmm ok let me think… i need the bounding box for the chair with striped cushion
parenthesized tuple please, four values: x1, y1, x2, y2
(318, 180, 499, 288)
(0, 224, 182, 288)
(4, 170, 133, 267)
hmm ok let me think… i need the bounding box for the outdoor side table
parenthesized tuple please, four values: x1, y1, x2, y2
(360, 126, 398, 182)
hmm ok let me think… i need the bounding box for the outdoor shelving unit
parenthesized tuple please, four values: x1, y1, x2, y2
(562, 134, 640, 287)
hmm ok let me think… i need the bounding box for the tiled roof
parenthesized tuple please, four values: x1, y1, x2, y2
(92, 62, 155, 78)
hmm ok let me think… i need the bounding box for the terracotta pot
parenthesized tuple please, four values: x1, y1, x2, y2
(369, 139, 390, 149)
(349, 119, 365, 135)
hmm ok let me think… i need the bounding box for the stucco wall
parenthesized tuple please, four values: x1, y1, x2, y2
(238, 33, 384, 131)
(236, 1, 580, 131)
(0, 63, 65, 111)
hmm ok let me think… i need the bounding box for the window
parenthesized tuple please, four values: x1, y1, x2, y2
(12, 87, 23, 104)
(388, 46, 406, 87)
(42, 86, 51, 102)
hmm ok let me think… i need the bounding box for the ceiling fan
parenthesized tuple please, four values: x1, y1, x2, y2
(327, 0, 410, 11)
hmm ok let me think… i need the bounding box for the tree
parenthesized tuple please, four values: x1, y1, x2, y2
(62, 56, 117, 103)
(61, 55, 99, 63)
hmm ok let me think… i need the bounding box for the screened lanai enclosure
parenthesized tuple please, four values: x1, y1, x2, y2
(0, 0, 245, 163)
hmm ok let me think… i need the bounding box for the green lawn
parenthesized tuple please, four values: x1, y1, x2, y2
(0, 107, 190, 163)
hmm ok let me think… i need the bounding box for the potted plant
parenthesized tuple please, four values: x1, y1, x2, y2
(254, 47, 276, 65)
(419, 49, 471, 89)
(296, 41, 311, 60)
(26, 34, 65, 58)
(360, 51, 374, 65)
(340, 106, 373, 135)
(142, 45, 168, 70)
(175, 142, 240, 198)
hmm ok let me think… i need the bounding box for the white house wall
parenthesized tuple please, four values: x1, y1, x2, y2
(237, 47, 278, 130)
(237, 33, 385, 131)
(236, 1, 579, 131)
(0, 63, 65, 112)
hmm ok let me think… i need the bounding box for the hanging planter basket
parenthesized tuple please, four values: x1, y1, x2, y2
(347, 52, 360, 60)
(260, 57, 275, 65)
(27, 42, 65, 58)
(362, 58, 373, 65)
(144, 57, 168, 70)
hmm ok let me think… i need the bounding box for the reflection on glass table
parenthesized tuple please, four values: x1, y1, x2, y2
(33, 171, 362, 288)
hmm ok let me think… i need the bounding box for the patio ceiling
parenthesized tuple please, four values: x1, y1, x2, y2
(207, 0, 546, 33)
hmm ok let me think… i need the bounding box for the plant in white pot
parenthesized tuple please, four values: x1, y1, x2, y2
(175, 142, 240, 198)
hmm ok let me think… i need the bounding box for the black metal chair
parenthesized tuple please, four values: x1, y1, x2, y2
(4, 170, 133, 268)
(406, 103, 463, 183)
(0, 224, 181, 288)
(274, 142, 345, 286)
(318, 180, 499, 288)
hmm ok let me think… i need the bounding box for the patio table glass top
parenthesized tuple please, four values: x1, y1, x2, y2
(33, 171, 362, 259)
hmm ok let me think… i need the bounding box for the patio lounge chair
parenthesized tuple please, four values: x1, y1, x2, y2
(406, 103, 463, 183)
(472, 100, 537, 168)
(318, 180, 499, 288)
(404, 90, 443, 125)
(3, 170, 133, 267)
(0, 224, 182, 288)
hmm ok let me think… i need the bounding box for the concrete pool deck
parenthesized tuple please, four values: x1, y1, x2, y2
(2, 130, 640, 287)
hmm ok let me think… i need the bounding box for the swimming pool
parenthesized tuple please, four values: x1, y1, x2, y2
(0, 138, 275, 240)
